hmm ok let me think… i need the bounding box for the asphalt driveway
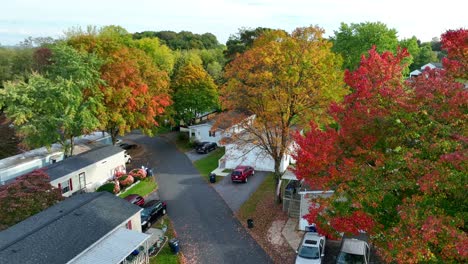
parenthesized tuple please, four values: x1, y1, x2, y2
(214, 171, 270, 212)
(124, 132, 272, 264)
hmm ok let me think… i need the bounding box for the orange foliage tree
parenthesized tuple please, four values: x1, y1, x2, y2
(67, 27, 172, 143)
(222, 26, 346, 201)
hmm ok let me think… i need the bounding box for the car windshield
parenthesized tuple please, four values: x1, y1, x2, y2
(298, 246, 320, 259)
(141, 208, 152, 218)
(337, 252, 365, 264)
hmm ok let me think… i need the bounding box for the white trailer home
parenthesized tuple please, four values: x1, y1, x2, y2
(46, 145, 127, 197)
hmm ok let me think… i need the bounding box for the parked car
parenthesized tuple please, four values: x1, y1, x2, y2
(336, 233, 370, 264)
(295, 231, 326, 264)
(231, 165, 255, 183)
(196, 142, 217, 154)
(141, 200, 167, 230)
(119, 143, 138, 150)
(124, 194, 145, 206)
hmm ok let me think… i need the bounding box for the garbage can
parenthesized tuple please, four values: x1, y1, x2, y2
(169, 238, 180, 254)
(247, 219, 254, 228)
(146, 168, 154, 177)
(209, 173, 216, 183)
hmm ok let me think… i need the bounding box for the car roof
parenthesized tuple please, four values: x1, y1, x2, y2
(301, 232, 321, 247)
(143, 200, 161, 207)
(235, 165, 250, 170)
(341, 238, 368, 254)
(124, 194, 141, 200)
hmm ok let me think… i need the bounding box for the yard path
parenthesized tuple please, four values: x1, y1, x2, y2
(124, 132, 272, 264)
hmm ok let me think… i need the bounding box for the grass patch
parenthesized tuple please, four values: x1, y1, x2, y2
(155, 125, 173, 135)
(193, 147, 225, 181)
(237, 173, 296, 263)
(238, 173, 276, 218)
(174, 132, 194, 152)
(119, 177, 157, 198)
(222, 169, 232, 173)
(150, 215, 182, 264)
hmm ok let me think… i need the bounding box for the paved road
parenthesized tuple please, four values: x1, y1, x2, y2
(214, 171, 269, 212)
(126, 133, 272, 264)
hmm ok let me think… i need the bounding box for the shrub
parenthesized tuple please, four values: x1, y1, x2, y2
(129, 168, 147, 181)
(177, 132, 189, 141)
(118, 175, 134, 187)
(114, 171, 126, 179)
(97, 182, 116, 194)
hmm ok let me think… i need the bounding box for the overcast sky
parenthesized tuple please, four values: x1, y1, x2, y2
(1, 0, 466, 45)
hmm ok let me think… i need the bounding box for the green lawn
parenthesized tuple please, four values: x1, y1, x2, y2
(119, 177, 157, 198)
(174, 132, 194, 152)
(150, 215, 181, 264)
(238, 173, 276, 218)
(193, 147, 225, 181)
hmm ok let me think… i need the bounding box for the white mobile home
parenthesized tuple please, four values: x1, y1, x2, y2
(46, 145, 127, 197)
(0, 132, 112, 185)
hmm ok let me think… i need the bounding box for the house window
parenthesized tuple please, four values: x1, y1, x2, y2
(126, 220, 132, 230)
(60, 179, 73, 193)
(209, 131, 216, 137)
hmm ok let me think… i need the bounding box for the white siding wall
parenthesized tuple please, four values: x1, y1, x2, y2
(224, 143, 290, 172)
(189, 124, 223, 145)
(51, 152, 126, 197)
(124, 212, 142, 233)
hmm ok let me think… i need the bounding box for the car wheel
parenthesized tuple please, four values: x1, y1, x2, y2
(162, 209, 166, 215)
(204, 149, 207, 154)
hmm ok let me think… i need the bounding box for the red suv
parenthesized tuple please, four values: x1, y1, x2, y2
(231, 165, 255, 183)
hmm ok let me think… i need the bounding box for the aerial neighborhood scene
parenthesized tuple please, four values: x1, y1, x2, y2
(0, 1, 467, 263)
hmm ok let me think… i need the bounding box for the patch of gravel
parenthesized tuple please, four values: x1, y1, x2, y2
(267, 220, 286, 246)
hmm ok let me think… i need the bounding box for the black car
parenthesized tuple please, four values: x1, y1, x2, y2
(119, 143, 138, 150)
(196, 142, 217, 154)
(141, 200, 167, 230)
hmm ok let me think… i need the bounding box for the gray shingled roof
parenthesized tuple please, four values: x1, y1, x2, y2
(45, 145, 124, 181)
(0, 192, 142, 264)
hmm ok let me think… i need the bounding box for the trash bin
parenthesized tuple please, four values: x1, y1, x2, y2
(169, 238, 180, 254)
(247, 219, 254, 228)
(209, 173, 216, 183)
(146, 168, 154, 177)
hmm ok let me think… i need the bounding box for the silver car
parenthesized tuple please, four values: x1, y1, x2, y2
(295, 232, 326, 264)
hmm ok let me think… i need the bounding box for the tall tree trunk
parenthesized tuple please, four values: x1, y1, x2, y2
(274, 159, 282, 204)
(69, 136, 74, 156)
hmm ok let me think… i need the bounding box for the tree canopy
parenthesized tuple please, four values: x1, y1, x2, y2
(172, 63, 219, 125)
(133, 30, 220, 50)
(223, 26, 346, 200)
(0, 170, 63, 231)
(294, 30, 467, 263)
(0, 44, 104, 155)
(331, 22, 399, 70)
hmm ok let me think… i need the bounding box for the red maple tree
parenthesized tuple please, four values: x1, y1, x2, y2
(294, 31, 467, 263)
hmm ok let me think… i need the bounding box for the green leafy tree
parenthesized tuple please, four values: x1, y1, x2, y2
(413, 43, 438, 69)
(399, 36, 420, 71)
(172, 63, 218, 125)
(0, 170, 63, 230)
(331, 22, 398, 70)
(224, 27, 273, 60)
(133, 37, 175, 74)
(0, 44, 103, 156)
